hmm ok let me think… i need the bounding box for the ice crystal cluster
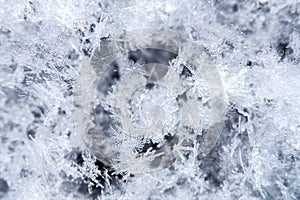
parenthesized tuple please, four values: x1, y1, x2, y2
(0, 0, 300, 199)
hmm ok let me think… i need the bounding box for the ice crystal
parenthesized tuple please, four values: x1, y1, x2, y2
(1, 0, 300, 199)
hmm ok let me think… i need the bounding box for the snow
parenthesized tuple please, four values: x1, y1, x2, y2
(0, 0, 300, 199)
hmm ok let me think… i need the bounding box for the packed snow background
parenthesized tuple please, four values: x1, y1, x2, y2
(0, 0, 300, 199)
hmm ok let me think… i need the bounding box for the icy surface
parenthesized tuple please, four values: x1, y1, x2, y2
(0, 0, 300, 199)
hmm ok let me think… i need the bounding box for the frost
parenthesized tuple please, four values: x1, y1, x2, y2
(1, 0, 300, 199)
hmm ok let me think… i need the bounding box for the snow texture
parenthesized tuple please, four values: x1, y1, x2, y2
(0, 0, 300, 199)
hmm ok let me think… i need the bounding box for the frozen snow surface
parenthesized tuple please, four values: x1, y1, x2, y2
(0, 0, 300, 199)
